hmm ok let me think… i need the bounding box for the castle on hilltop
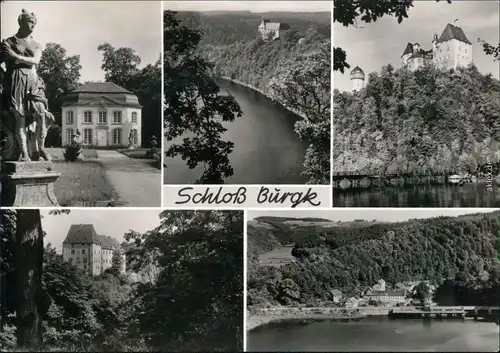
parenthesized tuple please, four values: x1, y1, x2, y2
(62, 224, 126, 276)
(350, 21, 473, 92)
(258, 18, 290, 41)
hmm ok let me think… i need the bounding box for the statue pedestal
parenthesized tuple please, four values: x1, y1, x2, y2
(1, 161, 61, 207)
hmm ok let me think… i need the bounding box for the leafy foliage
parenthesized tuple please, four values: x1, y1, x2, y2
(163, 11, 243, 183)
(110, 250, 123, 276)
(333, 64, 500, 174)
(1, 210, 243, 352)
(37, 43, 82, 124)
(478, 39, 500, 62)
(98, 43, 162, 148)
(195, 13, 331, 184)
(247, 212, 500, 308)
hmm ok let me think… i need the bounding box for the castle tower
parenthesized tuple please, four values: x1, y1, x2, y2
(350, 66, 365, 92)
(432, 22, 472, 70)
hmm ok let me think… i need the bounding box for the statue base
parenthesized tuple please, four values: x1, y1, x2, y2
(1, 161, 61, 207)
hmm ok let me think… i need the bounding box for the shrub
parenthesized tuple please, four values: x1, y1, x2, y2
(64, 142, 82, 162)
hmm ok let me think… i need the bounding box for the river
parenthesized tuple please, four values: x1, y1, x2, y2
(247, 316, 499, 352)
(163, 79, 307, 184)
(332, 183, 499, 207)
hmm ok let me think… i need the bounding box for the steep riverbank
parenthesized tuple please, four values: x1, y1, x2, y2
(219, 76, 308, 121)
(247, 307, 389, 331)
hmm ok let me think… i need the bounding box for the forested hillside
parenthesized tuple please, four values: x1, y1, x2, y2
(333, 64, 500, 174)
(1, 210, 243, 352)
(248, 212, 500, 307)
(173, 11, 331, 184)
(175, 11, 330, 45)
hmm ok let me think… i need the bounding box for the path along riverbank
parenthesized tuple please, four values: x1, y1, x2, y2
(247, 306, 390, 331)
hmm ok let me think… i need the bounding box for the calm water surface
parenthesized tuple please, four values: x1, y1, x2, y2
(332, 183, 499, 207)
(164, 80, 307, 184)
(247, 317, 499, 352)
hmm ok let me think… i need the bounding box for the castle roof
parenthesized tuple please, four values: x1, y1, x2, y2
(63, 224, 122, 250)
(402, 43, 414, 57)
(61, 82, 142, 108)
(98, 234, 121, 250)
(331, 289, 343, 295)
(437, 23, 471, 45)
(350, 66, 364, 76)
(63, 224, 101, 244)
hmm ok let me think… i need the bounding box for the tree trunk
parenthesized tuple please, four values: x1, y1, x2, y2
(15, 209, 44, 348)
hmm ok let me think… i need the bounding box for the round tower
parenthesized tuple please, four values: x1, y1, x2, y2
(350, 66, 365, 92)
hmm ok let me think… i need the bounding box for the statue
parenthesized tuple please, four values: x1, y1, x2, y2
(0, 9, 61, 207)
(128, 130, 134, 148)
(0, 9, 52, 162)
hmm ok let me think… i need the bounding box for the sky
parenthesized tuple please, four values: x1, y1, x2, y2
(334, 1, 500, 92)
(163, 1, 331, 12)
(1, 1, 161, 82)
(41, 209, 162, 254)
(247, 209, 497, 223)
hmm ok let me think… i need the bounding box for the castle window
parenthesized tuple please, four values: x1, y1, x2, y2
(440, 48, 442, 53)
(71, 249, 75, 254)
(83, 128, 93, 145)
(77, 257, 81, 263)
(66, 129, 74, 145)
(112, 128, 122, 145)
(82, 249, 85, 254)
(132, 112, 138, 124)
(113, 111, 122, 124)
(83, 257, 87, 263)
(84, 265, 87, 270)
(83, 111, 93, 124)
(98, 111, 107, 124)
(66, 111, 74, 124)
(465, 48, 467, 53)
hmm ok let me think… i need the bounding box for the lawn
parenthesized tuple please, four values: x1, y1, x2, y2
(52, 160, 121, 206)
(45, 147, 98, 160)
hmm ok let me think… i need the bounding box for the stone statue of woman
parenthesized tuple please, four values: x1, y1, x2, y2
(1, 9, 51, 161)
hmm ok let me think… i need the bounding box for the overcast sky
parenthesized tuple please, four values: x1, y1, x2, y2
(248, 209, 497, 222)
(1, 1, 161, 82)
(334, 1, 500, 92)
(163, 1, 331, 12)
(41, 210, 162, 254)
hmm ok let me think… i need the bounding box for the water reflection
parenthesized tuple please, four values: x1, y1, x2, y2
(247, 317, 499, 352)
(332, 183, 499, 207)
(164, 79, 308, 184)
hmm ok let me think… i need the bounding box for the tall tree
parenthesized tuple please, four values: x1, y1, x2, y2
(97, 43, 141, 88)
(98, 44, 161, 147)
(0, 210, 70, 349)
(163, 10, 243, 183)
(333, 0, 451, 73)
(270, 41, 331, 184)
(14, 210, 46, 348)
(125, 210, 243, 351)
(37, 42, 82, 125)
(110, 249, 124, 275)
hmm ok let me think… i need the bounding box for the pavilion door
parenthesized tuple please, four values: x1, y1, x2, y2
(97, 129, 107, 147)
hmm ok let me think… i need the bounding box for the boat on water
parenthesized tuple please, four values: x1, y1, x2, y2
(448, 174, 476, 184)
